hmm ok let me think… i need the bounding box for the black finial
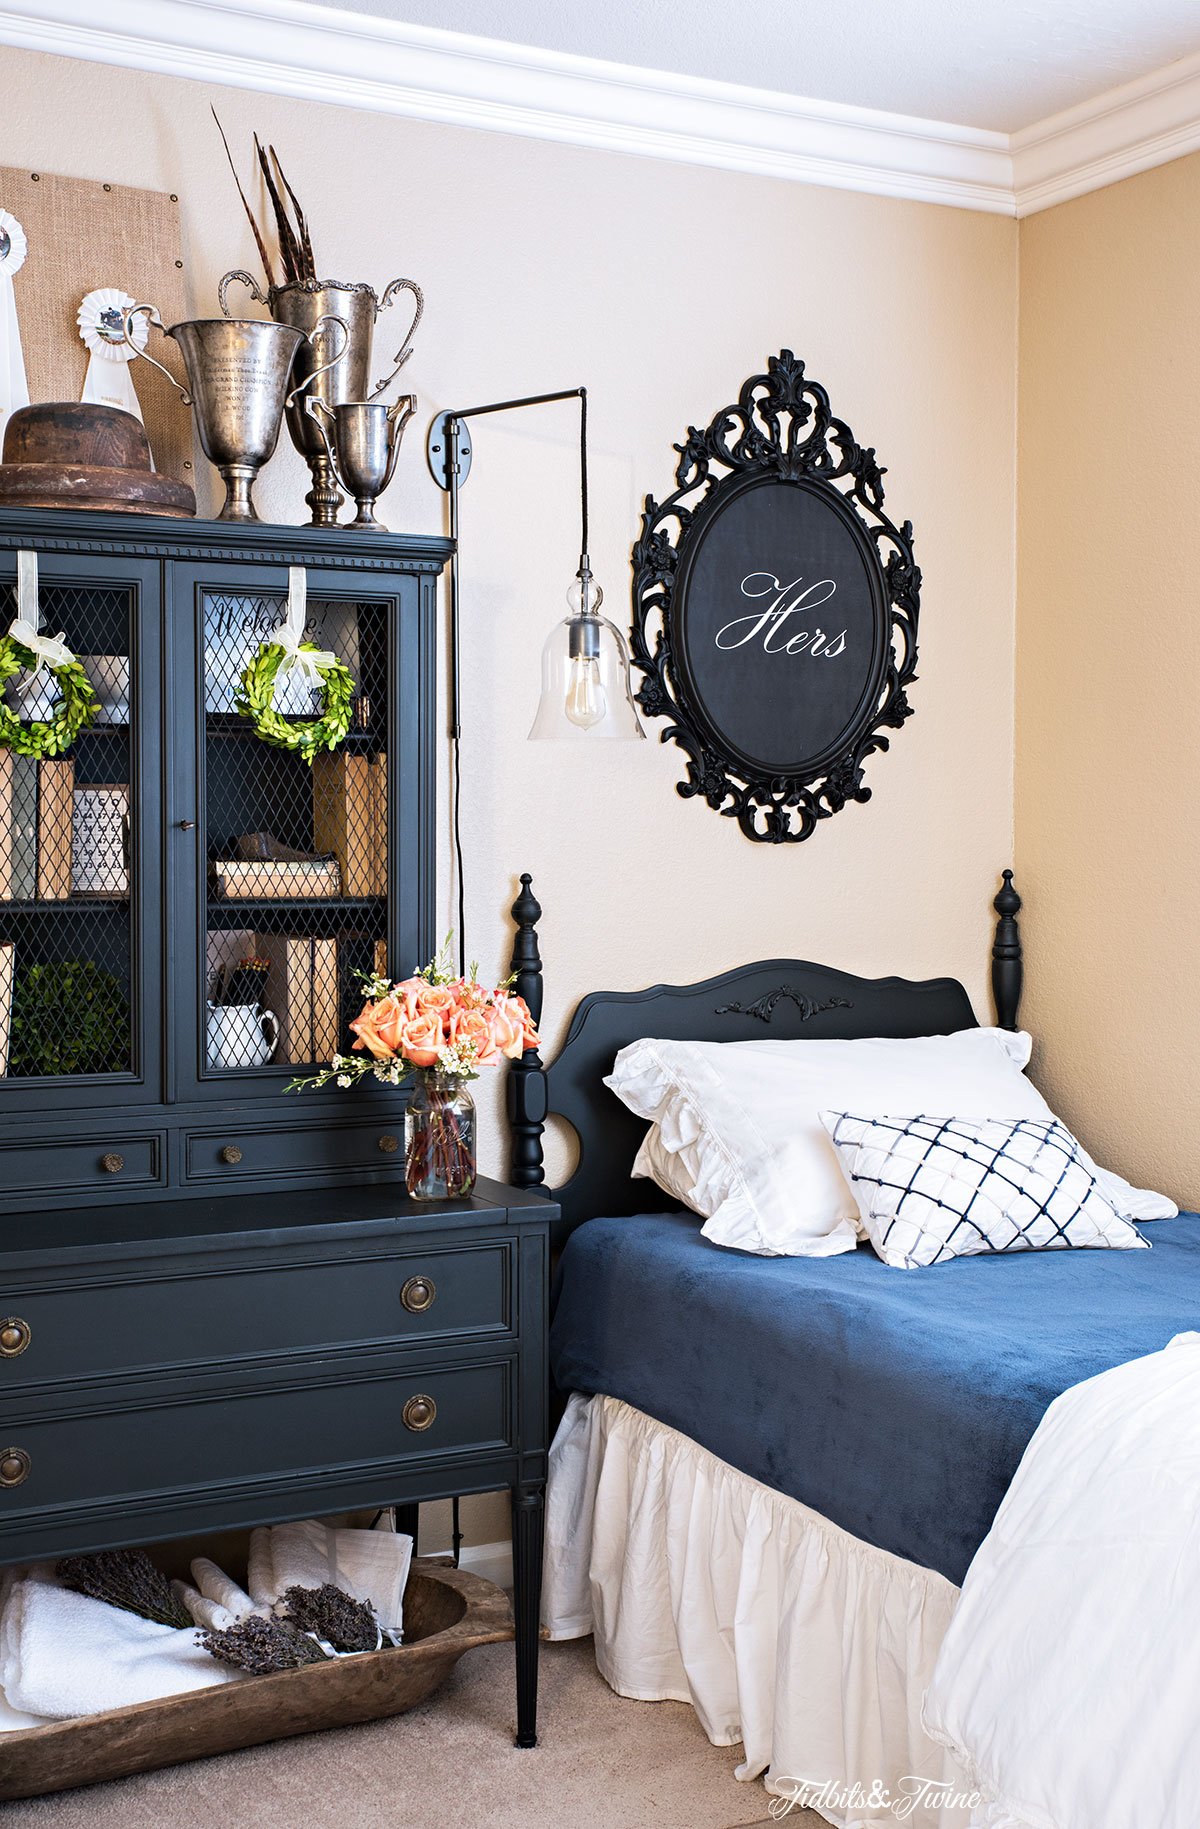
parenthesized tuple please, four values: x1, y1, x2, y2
(509, 874, 544, 1026)
(991, 869, 1023, 1031)
(994, 868, 1021, 920)
(507, 873, 547, 1191)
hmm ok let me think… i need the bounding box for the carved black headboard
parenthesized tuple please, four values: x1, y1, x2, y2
(506, 871, 1023, 1246)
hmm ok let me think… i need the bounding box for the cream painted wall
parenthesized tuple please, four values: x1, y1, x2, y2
(1017, 152, 1200, 1207)
(1, 46, 1018, 1547)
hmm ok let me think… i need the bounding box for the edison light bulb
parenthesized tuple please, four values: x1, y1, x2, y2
(565, 653, 607, 728)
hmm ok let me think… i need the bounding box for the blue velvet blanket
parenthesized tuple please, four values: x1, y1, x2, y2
(550, 1210, 1200, 1584)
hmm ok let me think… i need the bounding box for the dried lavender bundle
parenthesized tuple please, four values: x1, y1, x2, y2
(199, 1615, 332, 1675)
(280, 1583, 380, 1653)
(57, 1550, 193, 1628)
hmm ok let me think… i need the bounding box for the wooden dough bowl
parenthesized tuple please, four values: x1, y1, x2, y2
(0, 1560, 513, 1802)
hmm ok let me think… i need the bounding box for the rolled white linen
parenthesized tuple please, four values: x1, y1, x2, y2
(172, 1579, 236, 1634)
(189, 1556, 262, 1623)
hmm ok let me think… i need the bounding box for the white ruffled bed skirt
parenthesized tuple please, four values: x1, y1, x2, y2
(542, 1393, 984, 1829)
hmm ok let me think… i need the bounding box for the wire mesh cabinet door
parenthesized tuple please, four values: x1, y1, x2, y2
(168, 559, 435, 1104)
(0, 550, 163, 1116)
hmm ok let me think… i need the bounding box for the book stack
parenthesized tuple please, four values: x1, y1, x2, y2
(0, 754, 75, 901)
(0, 753, 39, 901)
(256, 932, 340, 1065)
(212, 857, 341, 901)
(369, 752, 387, 895)
(313, 751, 386, 899)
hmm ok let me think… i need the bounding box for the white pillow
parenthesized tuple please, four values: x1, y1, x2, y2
(820, 1112, 1148, 1269)
(605, 1029, 1174, 1258)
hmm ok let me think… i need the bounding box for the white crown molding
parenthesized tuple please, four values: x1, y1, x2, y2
(0, 0, 1015, 211)
(0, 0, 1197, 219)
(1012, 48, 1200, 215)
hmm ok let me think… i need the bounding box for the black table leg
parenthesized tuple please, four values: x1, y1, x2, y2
(511, 1481, 544, 1748)
(393, 1503, 419, 1547)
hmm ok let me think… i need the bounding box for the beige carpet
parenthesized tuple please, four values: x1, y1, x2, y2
(1, 1638, 825, 1829)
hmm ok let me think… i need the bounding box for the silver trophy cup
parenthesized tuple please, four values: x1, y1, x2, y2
(220, 270, 423, 527)
(305, 397, 416, 531)
(124, 306, 348, 521)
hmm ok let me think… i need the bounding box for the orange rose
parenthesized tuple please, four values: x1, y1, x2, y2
(511, 994, 540, 1052)
(391, 978, 426, 1017)
(350, 992, 406, 1060)
(448, 1007, 501, 1067)
(398, 1009, 443, 1068)
(414, 982, 456, 1025)
(488, 996, 527, 1061)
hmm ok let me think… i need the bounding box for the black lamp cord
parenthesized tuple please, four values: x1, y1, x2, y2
(445, 386, 588, 977)
(579, 385, 589, 564)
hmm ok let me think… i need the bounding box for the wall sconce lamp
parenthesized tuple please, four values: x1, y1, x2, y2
(427, 387, 645, 744)
(428, 387, 644, 969)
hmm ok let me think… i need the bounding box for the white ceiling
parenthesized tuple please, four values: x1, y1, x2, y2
(313, 0, 1200, 131)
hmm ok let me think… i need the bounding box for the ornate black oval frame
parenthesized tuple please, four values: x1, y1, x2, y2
(630, 349, 921, 843)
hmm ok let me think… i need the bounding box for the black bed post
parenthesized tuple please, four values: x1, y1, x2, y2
(507, 873, 548, 1190)
(991, 869, 1023, 1031)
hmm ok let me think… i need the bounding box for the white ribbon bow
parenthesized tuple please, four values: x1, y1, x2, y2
(272, 568, 336, 689)
(9, 552, 75, 674)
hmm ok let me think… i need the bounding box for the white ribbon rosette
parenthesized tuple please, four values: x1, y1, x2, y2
(272, 567, 336, 696)
(0, 209, 31, 451)
(78, 287, 149, 435)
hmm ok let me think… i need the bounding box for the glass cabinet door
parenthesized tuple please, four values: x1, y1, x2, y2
(0, 552, 161, 1111)
(170, 561, 426, 1101)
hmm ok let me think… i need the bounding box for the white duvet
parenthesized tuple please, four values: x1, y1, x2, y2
(924, 1331, 1200, 1829)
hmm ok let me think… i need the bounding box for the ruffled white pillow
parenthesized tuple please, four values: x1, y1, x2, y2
(605, 1029, 1175, 1259)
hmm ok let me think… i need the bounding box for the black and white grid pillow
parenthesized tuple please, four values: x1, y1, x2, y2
(819, 1113, 1149, 1269)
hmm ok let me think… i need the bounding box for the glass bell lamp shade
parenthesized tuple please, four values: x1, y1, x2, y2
(528, 572, 646, 741)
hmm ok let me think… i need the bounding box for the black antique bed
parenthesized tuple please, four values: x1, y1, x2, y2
(498, 868, 1198, 1824)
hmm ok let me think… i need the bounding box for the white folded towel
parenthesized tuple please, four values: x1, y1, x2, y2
(247, 1521, 412, 1637)
(0, 1568, 240, 1720)
(0, 1684, 50, 1732)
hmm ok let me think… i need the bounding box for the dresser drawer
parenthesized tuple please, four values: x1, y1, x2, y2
(0, 1360, 512, 1522)
(0, 1240, 512, 1389)
(183, 1120, 404, 1183)
(0, 1134, 164, 1201)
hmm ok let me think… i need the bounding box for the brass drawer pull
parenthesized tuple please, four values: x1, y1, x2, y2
(100, 1152, 125, 1174)
(0, 1447, 30, 1488)
(402, 1393, 436, 1433)
(400, 1275, 436, 1314)
(0, 1317, 31, 1357)
(220, 1145, 243, 1165)
(378, 1134, 399, 1154)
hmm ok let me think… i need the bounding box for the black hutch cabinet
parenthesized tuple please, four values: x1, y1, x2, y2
(0, 509, 552, 1753)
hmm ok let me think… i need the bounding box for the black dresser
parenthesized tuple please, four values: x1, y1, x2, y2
(0, 512, 552, 1747)
(0, 1178, 553, 1745)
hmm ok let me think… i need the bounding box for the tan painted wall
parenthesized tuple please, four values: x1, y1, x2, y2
(0, 46, 1019, 1546)
(1017, 152, 1200, 1207)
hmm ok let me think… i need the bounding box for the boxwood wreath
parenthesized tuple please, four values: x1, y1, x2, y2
(0, 637, 97, 758)
(235, 639, 355, 765)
